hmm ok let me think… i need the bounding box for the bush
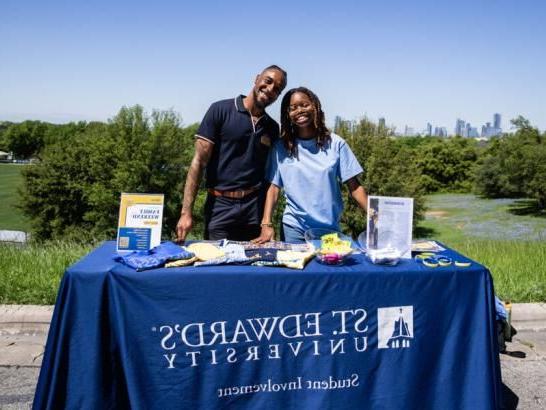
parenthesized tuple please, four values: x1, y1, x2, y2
(20, 106, 199, 241)
(336, 118, 426, 237)
(414, 137, 479, 193)
(3, 121, 46, 159)
(474, 117, 546, 209)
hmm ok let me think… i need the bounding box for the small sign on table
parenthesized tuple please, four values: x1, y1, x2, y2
(117, 193, 164, 252)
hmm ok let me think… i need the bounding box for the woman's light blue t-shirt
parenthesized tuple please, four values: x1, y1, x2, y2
(267, 133, 363, 234)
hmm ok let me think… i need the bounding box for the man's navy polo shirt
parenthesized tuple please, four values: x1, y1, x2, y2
(196, 95, 279, 190)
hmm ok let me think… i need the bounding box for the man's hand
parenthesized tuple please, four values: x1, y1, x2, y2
(176, 213, 193, 243)
(251, 226, 275, 244)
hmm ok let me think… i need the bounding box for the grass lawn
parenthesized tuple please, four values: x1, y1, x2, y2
(0, 192, 545, 304)
(0, 241, 93, 304)
(419, 194, 546, 303)
(0, 163, 31, 231)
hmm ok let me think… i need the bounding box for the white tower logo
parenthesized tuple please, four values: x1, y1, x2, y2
(378, 306, 414, 349)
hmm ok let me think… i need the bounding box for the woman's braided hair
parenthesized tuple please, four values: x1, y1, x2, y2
(280, 87, 331, 157)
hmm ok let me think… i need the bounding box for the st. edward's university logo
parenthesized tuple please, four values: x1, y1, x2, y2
(377, 306, 414, 349)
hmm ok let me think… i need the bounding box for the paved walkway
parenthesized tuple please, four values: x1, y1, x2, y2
(1, 303, 546, 408)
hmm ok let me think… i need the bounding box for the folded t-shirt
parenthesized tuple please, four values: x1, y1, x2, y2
(194, 244, 250, 266)
(115, 241, 194, 271)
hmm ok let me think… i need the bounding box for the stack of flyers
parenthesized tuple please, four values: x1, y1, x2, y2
(411, 240, 446, 253)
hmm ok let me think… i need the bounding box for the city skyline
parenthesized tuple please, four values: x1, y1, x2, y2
(346, 112, 508, 138)
(1, 1, 545, 131)
(0, 109, 516, 136)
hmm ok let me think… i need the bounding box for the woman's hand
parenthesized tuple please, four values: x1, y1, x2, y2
(251, 183, 281, 244)
(252, 226, 275, 244)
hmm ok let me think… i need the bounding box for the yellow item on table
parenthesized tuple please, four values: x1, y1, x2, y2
(320, 233, 352, 254)
(165, 256, 199, 268)
(276, 250, 315, 270)
(187, 243, 225, 261)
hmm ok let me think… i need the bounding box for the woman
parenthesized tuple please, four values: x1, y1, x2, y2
(253, 87, 368, 243)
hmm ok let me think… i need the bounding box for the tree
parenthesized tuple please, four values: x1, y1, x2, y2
(3, 121, 47, 159)
(335, 117, 425, 237)
(0, 121, 15, 151)
(474, 117, 546, 210)
(20, 106, 199, 241)
(415, 137, 479, 193)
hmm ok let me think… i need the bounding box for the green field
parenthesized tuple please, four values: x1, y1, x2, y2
(0, 163, 30, 231)
(419, 194, 546, 303)
(0, 192, 545, 304)
(0, 241, 93, 304)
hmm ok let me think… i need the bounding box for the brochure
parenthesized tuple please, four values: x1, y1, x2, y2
(366, 196, 413, 258)
(117, 193, 164, 252)
(411, 240, 446, 253)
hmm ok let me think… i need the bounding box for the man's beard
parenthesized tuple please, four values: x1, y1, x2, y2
(253, 88, 269, 109)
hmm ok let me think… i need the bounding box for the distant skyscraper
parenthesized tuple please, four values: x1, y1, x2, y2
(433, 126, 448, 137)
(494, 113, 501, 129)
(482, 121, 499, 138)
(455, 119, 465, 136)
(404, 126, 414, 136)
(426, 123, 432, 136)
(334, 116, 343, 131)
(378, 117, 386, 129)
(481, 123, 488, 137)
(480, 115, 503, 138)
(334, 116, 353, 133)
(465, 123, 472, 138)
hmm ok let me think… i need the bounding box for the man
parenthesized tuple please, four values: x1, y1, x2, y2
(176, 65, 287, 241)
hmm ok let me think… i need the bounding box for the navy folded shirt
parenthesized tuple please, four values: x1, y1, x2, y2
(115, 241, 194, 271)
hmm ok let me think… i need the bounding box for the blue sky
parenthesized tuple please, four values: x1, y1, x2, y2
(1, 0, 545, 132)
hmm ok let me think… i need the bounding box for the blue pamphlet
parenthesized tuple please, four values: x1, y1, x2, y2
(117, 227, 151, 252)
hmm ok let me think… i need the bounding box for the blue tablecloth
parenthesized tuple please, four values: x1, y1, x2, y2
(33, 241, 502, 409)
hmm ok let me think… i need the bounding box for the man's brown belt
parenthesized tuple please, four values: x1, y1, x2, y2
(207, 187, 259, 199)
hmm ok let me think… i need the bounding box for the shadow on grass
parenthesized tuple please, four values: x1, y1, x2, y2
(414, 226, 437, 239)
(507, 199, 546, 218)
